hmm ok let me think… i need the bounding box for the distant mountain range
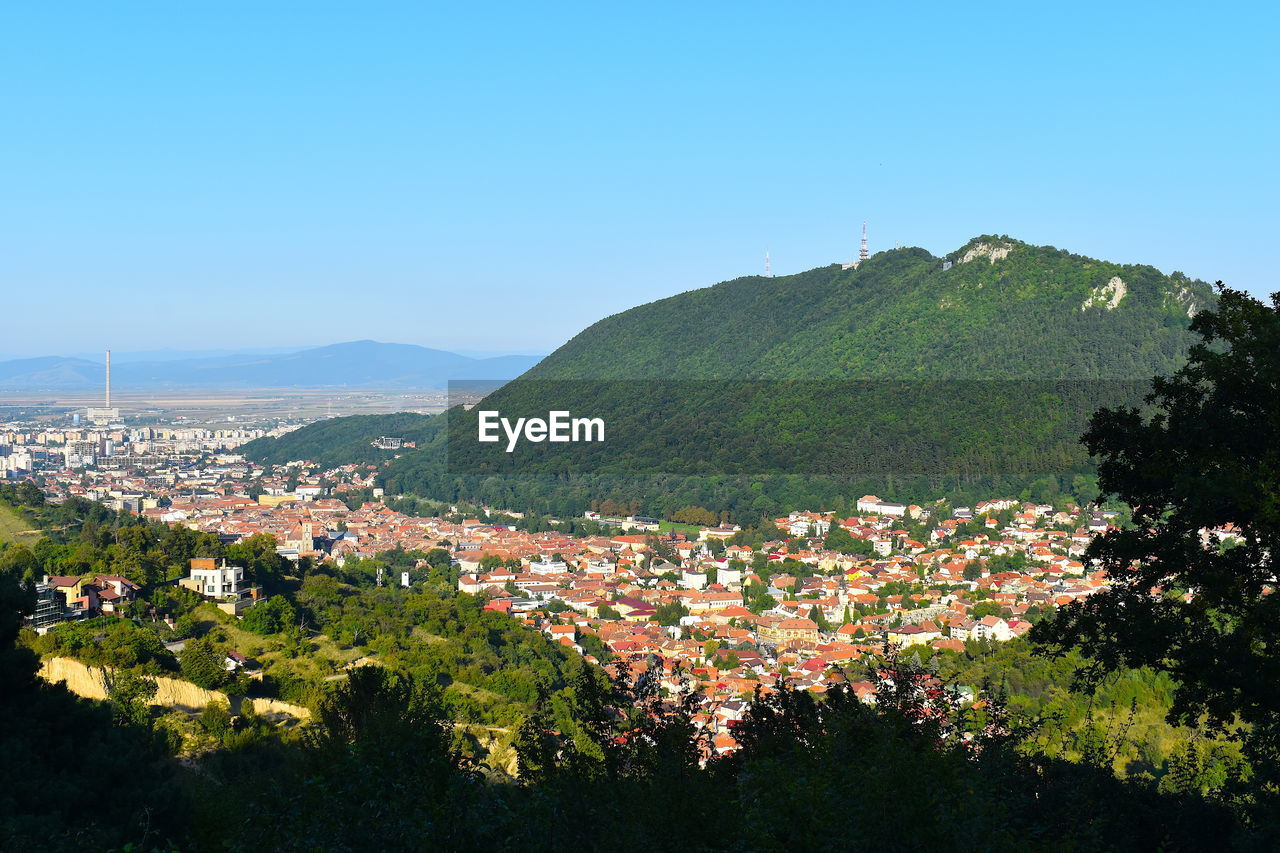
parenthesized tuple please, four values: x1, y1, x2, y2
(0, 341, 544, 391)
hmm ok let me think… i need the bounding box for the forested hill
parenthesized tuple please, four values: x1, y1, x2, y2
(239, 411, 441, 468)
(521, 236, 1214, 381)
(241, 237, 1219, 515)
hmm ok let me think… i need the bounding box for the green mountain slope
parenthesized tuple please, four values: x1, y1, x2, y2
(245, 236, 1216, 517)
(522, 237, 1211, 380)
(240, 411, 442, 468)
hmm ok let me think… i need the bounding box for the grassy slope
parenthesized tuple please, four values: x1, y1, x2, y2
(0, 503, 41, 546)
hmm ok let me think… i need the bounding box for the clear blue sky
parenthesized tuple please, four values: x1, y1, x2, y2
(2, 2, 1276, 357)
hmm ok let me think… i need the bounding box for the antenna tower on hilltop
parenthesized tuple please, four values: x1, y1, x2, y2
(764, 250, 772, 278)
(842, 222, 869, 270)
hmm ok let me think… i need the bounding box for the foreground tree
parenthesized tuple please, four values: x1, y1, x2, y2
(0, 573, 179, 850)
(221, 665, 477, 851)
(1035, 285, 1280, 822)
(179, 635, 230, 690)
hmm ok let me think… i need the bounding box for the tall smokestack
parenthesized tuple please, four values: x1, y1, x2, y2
(105, 349, 111, 408)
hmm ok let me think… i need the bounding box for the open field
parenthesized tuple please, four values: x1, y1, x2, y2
(0, 388, 458, 427)
(0, 503, 41, 546)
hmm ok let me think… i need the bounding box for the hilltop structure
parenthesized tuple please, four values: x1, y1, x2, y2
(841, 222, 869, 270)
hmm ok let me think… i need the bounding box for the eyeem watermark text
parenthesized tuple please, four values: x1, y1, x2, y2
(477, 410, 604, 452)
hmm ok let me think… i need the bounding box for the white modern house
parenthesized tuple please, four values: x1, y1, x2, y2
(180, 558, 245, 597)
(179, 558, 259, 614)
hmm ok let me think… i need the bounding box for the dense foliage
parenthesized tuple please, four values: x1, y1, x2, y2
(521, 238, 1211, 380)
(239, 410, 442, 468)
(185, 650, 1250, 851)
(1036, 284, 1280, 828)
(935, 639, 1246, 788)
(293, 572, 580, 726)
(0, 568, 181, 850)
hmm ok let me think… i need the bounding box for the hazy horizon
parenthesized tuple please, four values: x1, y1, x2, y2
(0, 343, 551, 364)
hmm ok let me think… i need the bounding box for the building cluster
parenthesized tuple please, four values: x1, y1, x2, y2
(9, 416, 1195, 756)
(446, 498, 1124, 754)
(31, 556, 269, 633)
(0, 423, 290, 514)
(32, 573, 143, 630)
(47, 450, 1129, 755)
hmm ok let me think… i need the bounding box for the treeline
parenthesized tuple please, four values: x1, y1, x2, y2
(414, 377, 1133, 519)
(204, 653, 1250, 851)
(377, 465, 1101, 530)
(933, 640, 1247, 788)
(4, 599, 1266, 851)
(0, 551, 184, 850)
